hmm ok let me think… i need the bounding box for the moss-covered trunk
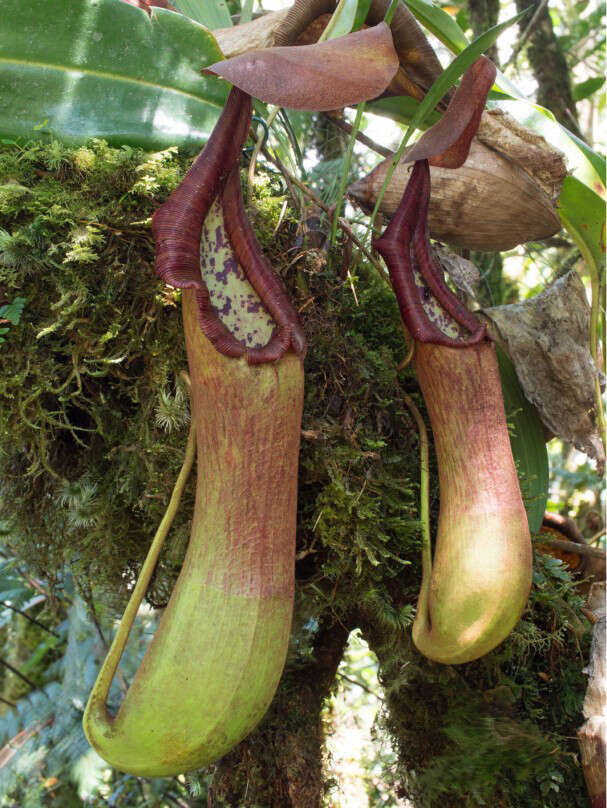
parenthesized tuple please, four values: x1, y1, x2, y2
(0, 139, 592, 807)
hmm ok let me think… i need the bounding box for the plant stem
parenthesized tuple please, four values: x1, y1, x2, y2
(322, 112, 391, 156)
(330, 103, 365, 246)
(248, 107, 279, 200)
(0, 659, 37, 691)
(401, 391, 431, 593)
(0, 601, 60, 638)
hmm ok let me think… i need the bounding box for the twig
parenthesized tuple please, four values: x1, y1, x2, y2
(0, 659, 37, 691)
(330, 102, 366, 246)
(85, 391, 197, 718)
(0, 601, 60, 638)
(261, 147, 388, 279)
(338, 673, 383, 701)
(504, 0, 549, 68)
(322, 112, 392, 157)
(248, 107, 279, 200)
(537, 537, 606, 560)
(0, 696, 15, 708)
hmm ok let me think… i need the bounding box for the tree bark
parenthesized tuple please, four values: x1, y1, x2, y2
(467, 0, 500, 65)
(208, 621, 350, 808)
(577, 581, 606, 808)
(513, 0, 582, 137)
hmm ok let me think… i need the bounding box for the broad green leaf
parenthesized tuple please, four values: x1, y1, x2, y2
(496, 345, 549, 534)
(321, 0, 372, 40)
(0, 0, 228, 150)
(573, 76, 606, 102)
(558, 176, 606, 276)
(404, 0, 469, 53)
(173, 0, 232, 29)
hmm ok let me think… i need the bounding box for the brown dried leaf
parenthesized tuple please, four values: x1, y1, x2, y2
(477, 108, 568, 203)
(348, 139, 561, 251)
(204, 23, 399, 110)
(483, 271, 605, 470)
(405, 57, 497, 169)
(271, 0, 444, 99)
(433, 246, 480, 299)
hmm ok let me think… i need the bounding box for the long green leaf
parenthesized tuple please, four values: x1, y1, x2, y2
(368, 96, 441, 127)
(495, 345, 549, 534)
(240, 0, 255, 25)
(404, 10, 527, 138)
(173, 0, 232, 29)
(404, 0, 469, 52)
(320, 0, 372, 40)
(0, 0, 228, 150)
(559, 176, 606, 275)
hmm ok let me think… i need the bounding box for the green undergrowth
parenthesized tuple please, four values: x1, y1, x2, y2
(0, 139, 591, 807)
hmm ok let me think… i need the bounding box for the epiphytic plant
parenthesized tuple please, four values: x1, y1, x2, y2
(82, 27, 398, 776)
(374, 59, 532, 664)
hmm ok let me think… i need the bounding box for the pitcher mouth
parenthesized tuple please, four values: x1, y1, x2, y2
(152, 86, 306, 365)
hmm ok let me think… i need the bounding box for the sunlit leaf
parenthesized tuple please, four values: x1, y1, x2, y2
(367, 95, 441, 127)
(172, 0, 232, 28)
(240, 0, 255, 25)
(404, 0, 469, 52)
(558, 176, 606, 276)
(0, 0, 227, 149)
(573, 76, 606, 102)
(321, 0, 372, 40)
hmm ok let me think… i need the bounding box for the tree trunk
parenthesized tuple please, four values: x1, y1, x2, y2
(513, 0, 582, 137)
(577, 581, 606, 808)
(208, 621, 350, 808)
(467, 0, 500, 65)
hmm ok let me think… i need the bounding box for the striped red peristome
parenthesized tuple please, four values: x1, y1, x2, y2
(373, 159, 486, 347)
(152, 86, 306, 364)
